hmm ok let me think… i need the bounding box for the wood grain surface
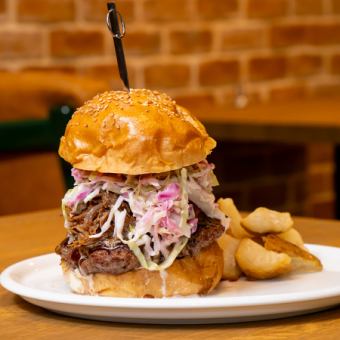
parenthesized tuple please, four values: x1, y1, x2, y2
(195, 97, 340, 143)
(0, 209, 339, 339)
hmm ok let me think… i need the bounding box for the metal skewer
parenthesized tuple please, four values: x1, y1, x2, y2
(106, 2, 130, 91)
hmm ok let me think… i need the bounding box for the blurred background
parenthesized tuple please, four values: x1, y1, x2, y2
(0, 0, 340, 218)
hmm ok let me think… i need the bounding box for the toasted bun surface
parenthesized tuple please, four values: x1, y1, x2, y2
(61, 242, 223, 298)
(59, 89, 216, 174)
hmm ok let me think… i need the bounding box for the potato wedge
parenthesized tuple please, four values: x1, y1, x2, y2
(263, 234, 322, 273)
(218, 198, 251, 239)
(218, 234, 242, 281)
(277, 228, 305, 249)
(235, 238, 291, 279)
(241, 207, 293, 234)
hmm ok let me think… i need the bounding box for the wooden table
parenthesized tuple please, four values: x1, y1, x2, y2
(197, 97, 340, 143)
(0, 209, 339, 339)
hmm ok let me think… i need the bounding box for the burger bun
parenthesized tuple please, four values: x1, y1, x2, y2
(61, 242, 223, 298)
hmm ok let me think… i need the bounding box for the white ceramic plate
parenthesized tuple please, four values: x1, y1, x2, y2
(1, 244, 340, 324)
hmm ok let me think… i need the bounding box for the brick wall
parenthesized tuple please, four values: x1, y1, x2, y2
(0, 0, 339, 100)
(0, 0, 339, 217)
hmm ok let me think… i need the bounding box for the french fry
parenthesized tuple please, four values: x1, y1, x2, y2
(235, 238, 291, 280)
(241, 207, 293, 234)
(218, 234, 242, 281)
(263, 234, 322, 273)
(217, 198, 322, 282)
(218, 198, 251, 239)
(277, 228, 306, 249)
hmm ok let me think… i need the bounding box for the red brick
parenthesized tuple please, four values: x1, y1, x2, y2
(173, 93, 215, 111)
(169, 30, 212, 54)
(293, 176, 307, 203)
(307, 144, 334, 163)
(0, 30, 43, 59)
(271, 24, 307, 47)
(221, 27, 267, 51)
(333, 0, 340, 13)
(124, 31, 161, 56)
(82, 0, 135, 22)
(17, 0, 74, 22)
(0, 0, 6, 14)
(309, 24, 340, 44)
(331, 54, 340, 74)
(309, 171, 334, 194)
(199, 60, 239, 86)
(249, 56, 287, 81)
(50, 29, 104, 58)
(270, 84, 306, 101)
(289, 54, 322, 77)
(143, 0, 191, 22)
(247, 0, 288, 18)
(218, 88, 262, 107)
(196, 0, 238, 20)
(78, 63, 136, 89)
(310, 82, 340, 96)
(271, 23, 340, 47)
(310, 200, 335, 218)
(144, 63, 191, 89)
(294, 0, 323, 15)
(217, 90, 245, 108)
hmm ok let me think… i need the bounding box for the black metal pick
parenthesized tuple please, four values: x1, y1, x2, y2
(106, 2, 130, 91)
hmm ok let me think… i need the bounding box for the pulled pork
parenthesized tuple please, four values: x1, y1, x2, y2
(56, 190, 224, 275)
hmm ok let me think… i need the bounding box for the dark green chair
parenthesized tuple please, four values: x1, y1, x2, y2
(0, 105, 75, 189)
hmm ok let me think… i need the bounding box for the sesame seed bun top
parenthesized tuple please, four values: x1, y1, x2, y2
(58, 88, 216, 174)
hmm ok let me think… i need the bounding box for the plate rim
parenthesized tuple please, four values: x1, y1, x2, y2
(1, 244, 340, 310)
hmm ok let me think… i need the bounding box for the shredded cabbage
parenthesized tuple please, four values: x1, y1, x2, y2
(62, 160, 229, 271)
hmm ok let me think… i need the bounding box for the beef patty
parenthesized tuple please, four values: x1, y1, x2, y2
(56, 191, 224, 275)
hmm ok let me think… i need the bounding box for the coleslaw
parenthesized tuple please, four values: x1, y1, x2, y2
(62, 160, 228, 270)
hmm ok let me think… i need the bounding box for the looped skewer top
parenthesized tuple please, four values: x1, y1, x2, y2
(106, 2, 130, 91)
(106, 9, 126, 39)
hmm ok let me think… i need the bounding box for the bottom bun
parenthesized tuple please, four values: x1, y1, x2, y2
(61, 242, 223, 298)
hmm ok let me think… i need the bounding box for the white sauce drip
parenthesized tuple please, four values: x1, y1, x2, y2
(159, 270, 168, 297)
(87, 274, 95, 294)
(67, 269, 85, 294)
(69, 269, 96, 295)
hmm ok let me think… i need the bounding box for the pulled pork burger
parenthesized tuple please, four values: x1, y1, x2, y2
(56, 89, 228, 297)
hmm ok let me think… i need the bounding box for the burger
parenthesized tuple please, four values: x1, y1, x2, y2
(56, 89, 228, 298)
